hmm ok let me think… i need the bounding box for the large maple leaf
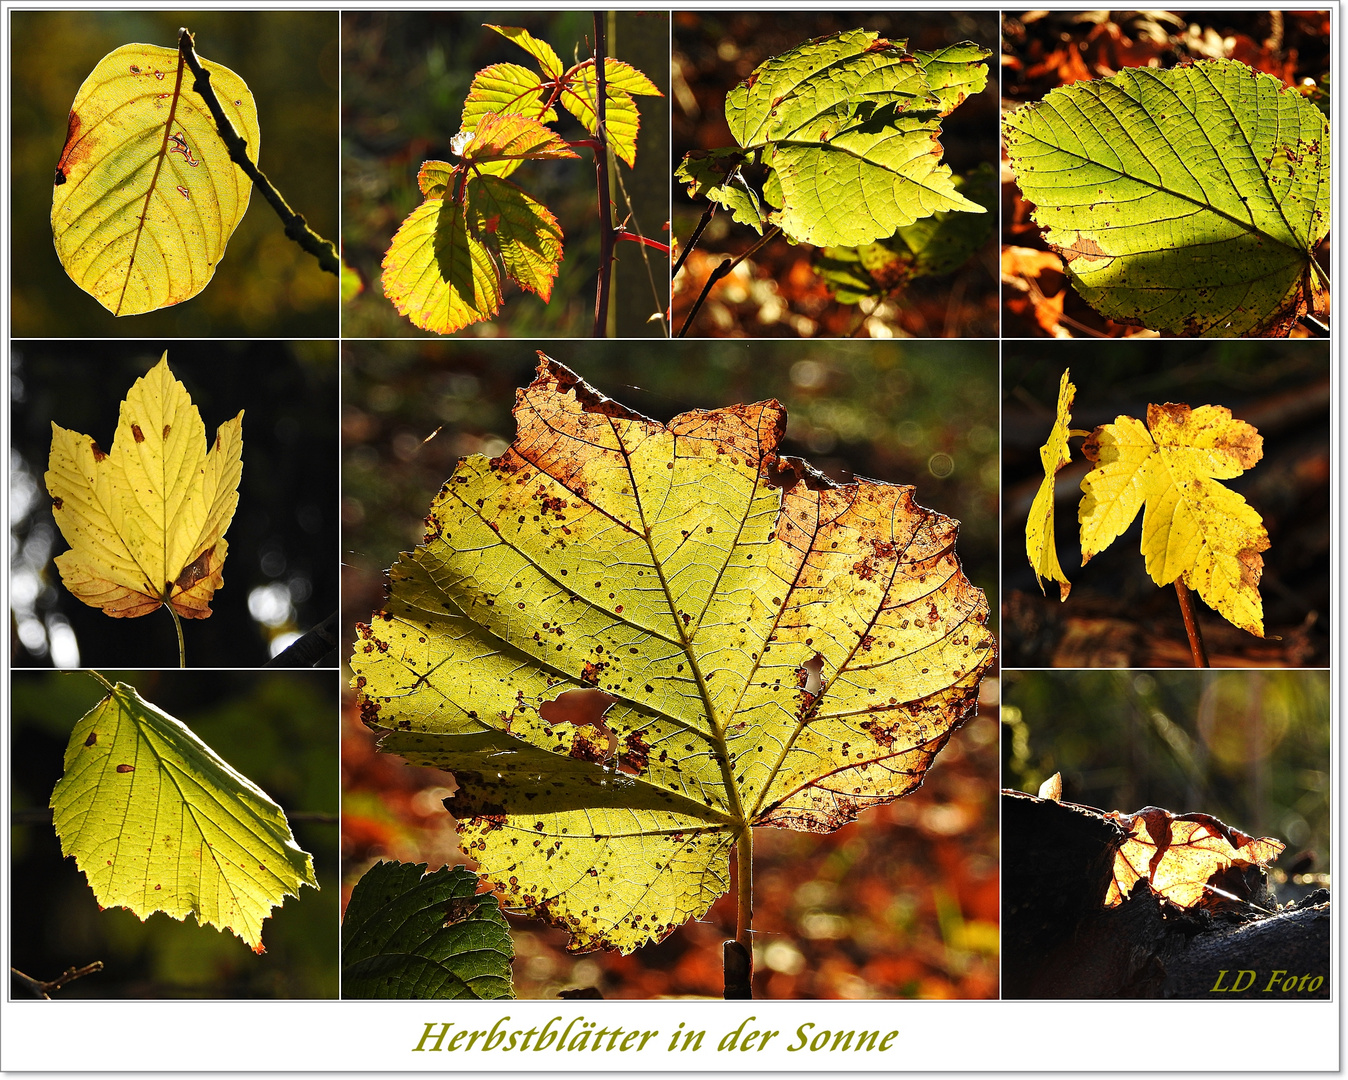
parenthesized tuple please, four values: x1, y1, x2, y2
(45, 352, 243, 619)
(352, 356, 996, 953)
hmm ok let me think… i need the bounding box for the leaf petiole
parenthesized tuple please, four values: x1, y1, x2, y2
(86, 670, 116, 694)
(166, 604, 186, 668)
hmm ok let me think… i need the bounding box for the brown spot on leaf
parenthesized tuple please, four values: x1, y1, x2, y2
(52, 496, 63, 511)
(116, 764, 134, 773)
(85, 732, 97, 746)
(132, 424, 145, 443)
(90, 439, 107, 462)
(172, 548, 213, 593)
(1059, 234, 1111, 265)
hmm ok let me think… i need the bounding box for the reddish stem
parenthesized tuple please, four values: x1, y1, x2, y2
(1173, 580, 1210, 668)
(617, 231, 670, 254)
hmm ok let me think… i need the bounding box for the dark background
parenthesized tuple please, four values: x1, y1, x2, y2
(10, 341, 340, 668)
(340, 340, 1000, 998)
(673, 11, 1000, 337)
(341, 11, 671, 338)
(10, 11, 339, 338)
(1002, 339, 1330, 668)
(10, 669, 339, 999)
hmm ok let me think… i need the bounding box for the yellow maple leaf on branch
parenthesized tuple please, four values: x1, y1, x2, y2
(45, 354, 243, 647)
(1079, 403, 1268, 636)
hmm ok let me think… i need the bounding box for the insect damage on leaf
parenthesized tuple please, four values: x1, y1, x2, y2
(1104, 805, 1284, 910)
(351, 355, 996, 954)
(51, 679, 317, 952)
(45, 352, 243, 619)
(51, 42, 258, 316)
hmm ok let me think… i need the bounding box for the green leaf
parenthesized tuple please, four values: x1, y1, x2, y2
(1003, 59, 1330, 336)
(816, 162, 996, 303)
(51, 43, 258, 316)
(467, 175, 564, 302)
(683, 28, 988, 248)
(342, 861, 515, 999)
(559, 59, 663, 168)
(461, 65, 559, 181)
(486, 24, 563, 80)
(351, 358, 995, 954)
(51, 679, 317, 952)
(675, 148, 763, 231)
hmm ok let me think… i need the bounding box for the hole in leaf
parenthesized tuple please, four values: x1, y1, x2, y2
(540, 689, 619, 758)
(799, 653, 824, 697)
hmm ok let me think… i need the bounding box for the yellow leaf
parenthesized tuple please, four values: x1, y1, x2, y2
(1079, 403, 1268, 636)
(45, 353, 243, 619)
(51, 43, 258, 316)
(1105, 805, 1283, 909)
(1025, 369, 1074, 601)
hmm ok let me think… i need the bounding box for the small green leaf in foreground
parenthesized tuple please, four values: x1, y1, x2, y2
(342, 861, 515, 999)
(1004, 59, 1330, 336)
(51, 679, 317, 952)
(51, 43, 258, 316)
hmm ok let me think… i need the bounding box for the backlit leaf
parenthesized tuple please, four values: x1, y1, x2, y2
(352, 357, 995, 953)
(674, 148, 764, 231)
(51, 680, 317, 952)
(1079, 403, 1268, 635)
(1025, 369, 1075, 601)
(815, 162, 995, 304)
(560, 58, 663, 168)
(342, 861, 514, 999)
(461, 63, 559, 164)
(486, 24, 563, 80)
(51, 43, 259, 316)
(45, 352, 242, 620)
(1105, 805, 1283, 909)
(685, 29, 987, 247)
(1003, 59, 1330, 336)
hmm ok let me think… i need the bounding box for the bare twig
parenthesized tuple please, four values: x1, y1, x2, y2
(178, 27, 339, 277)
(11, 962, 104, 999)
(592, 15, 615, 336)
(677, 226, 781, 336)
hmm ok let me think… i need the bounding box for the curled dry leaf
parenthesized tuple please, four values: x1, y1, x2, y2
(1105, 805, 1284, 909)
(352, 356, 995, 953)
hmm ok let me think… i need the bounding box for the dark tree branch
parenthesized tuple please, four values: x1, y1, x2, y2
(178, 27, 340, 277)
(264, 611, 339, 668)
(11, 962, 104, 999)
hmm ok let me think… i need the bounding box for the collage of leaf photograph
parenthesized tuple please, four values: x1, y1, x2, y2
(3, 3, 1334, 1032)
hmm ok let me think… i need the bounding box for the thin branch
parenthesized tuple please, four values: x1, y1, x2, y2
(673, 203, 716, 279)
(264, 611, 339, 668)
(167, 603, 185, 668)
(11, 962, 104, 999)
(592, 15, 614, 336)
(615, 229, 670, 254)
(677, 226, 781, 336)
(178, 27, 339, 277)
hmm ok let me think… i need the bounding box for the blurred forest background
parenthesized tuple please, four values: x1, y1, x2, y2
(341, 11, 670, 338)
(1001, 10, 1332, 338)
(341, 341, 1000, 997)
(673, 11, 999, 338)
(10, 669, 339, 998)
(10, 11, 339, 338)
(1003, 669, 1331, 898)
(10, 341, 340, 668)
(1002, 340, 1329, 667)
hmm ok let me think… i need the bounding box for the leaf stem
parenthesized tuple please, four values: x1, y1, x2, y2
(735, 824, 753, 991)
(1173, 580, 1209, 668)
(177, 27, 340, 278)
(673, 203, 716, 279)
(166, 604, 186, 668)
(591, 14, 615, 337)
(86, 670, 116, 694)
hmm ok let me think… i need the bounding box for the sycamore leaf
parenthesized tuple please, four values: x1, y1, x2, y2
(1104, 805, 1283, 909)
(45, 353, 243, 620)
(351, 356, 995, 954)
(1003, 59, 1330, 336)
(342, 861, 515, 999)
(682, 29, 987, 247)
(815, 162, 996, 304)
(51, 43, 258, 316)
(1025, 369, 1076, 601)
(382, 116, 576, 335)
(51, 680, 317, 952)
(1079, 402, 1268, 635)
